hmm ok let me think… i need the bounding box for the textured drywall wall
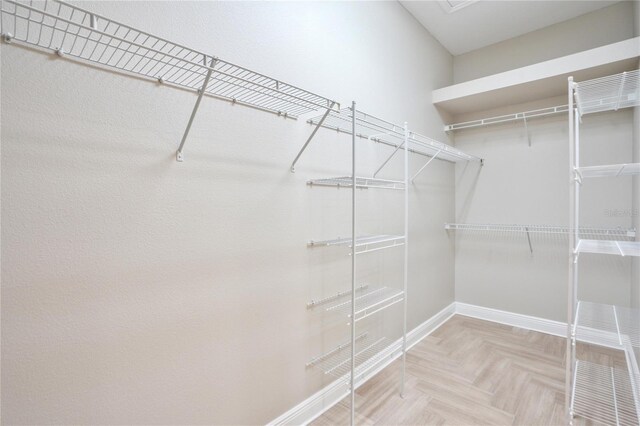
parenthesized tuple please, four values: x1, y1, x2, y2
(453, 1, 636, 83)
(453, 99, 635, 322)
(0, 1, 456, 424)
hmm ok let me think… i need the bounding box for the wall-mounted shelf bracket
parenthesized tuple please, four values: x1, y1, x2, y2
(290, 101, 337, 172)
(176, 55, 217, 162)
(523, 115, 531, 147)
(411, 149, 442, 183)
(373, 141, 405, 177)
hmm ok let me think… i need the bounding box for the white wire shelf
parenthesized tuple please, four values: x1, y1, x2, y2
(308, 235, 405, 255)
(572, 360, 639, 426)
(575, 240, 640, 257)
(577, 163, 640, 179)
(575, 301, 640, 350)
(308, 286, 404, 323)
(444, 105, 568, 132)
(306, 333, 394, 379)
(574, 69, 639, 117)
(307, 176, 405, 190)
(308, 107, 481, 164)
(0, 0, 337, 118)
(445, 223, 636, 240)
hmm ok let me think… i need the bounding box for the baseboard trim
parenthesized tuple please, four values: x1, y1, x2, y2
(454, 302, 567, 337)
(267, 302, 456, 426)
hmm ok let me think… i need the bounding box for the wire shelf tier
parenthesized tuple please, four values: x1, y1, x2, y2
(575, 240, 640, 257)
(575, 301, 640, 350)
(307, 176, 405, 190)
(0, 0, 336, 118)
(572, 360, 639, 426)
(308, 235, 405, 255)
(308, 107, 481, 164)
(445, 223, 636, 240)
(444, 105, 568, 132)
(574, 69, 640, 117)
(308, 286, 404, 323)
(577, 163, 640, 179)
(306, 334, 394, 379)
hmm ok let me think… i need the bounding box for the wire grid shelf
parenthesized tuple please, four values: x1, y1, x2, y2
(575, 240, 640, 257)
(306, 334, 394, 379)
(0, 0, 337, 118)
(308, 235, 405, 255)
(444, 105, 569, 132)
(577, 163, 640, 179)
(575, 301, 640, 350)
(574, 69, 640, 117)
(308, 107, 481, 163)
(307, 176, 405, 190)
(444, 223, 636, 240)
(572, 360, 639, 426)
(308, 286, 404, 323)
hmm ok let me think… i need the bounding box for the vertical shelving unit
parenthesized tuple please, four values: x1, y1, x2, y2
(567, 69, 640, 426)
(296, 106, 481, 425)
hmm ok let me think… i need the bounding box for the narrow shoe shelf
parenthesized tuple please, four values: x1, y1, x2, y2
(308, 235, 405, 255)
(307, 176, 405, 190)
(308, 286, 404, 323)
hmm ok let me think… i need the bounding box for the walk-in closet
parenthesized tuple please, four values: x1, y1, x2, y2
(1, 1, 639, 425)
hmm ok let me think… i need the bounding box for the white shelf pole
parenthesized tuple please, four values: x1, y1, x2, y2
(401, 122, 409, 397)
(566, 76, 576, 423)
(350, 101, 357, 426)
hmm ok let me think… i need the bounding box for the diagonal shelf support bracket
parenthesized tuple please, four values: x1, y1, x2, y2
(176, 55, 217, 162)
(290, 101, 336, 172)
(525, 226, 533, 254)
(411, 149, 442, 183)
(373, 140, 405, 177)
(523, 115, 531, 147)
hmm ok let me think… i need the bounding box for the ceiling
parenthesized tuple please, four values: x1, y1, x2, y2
(400, 1, 622, 56)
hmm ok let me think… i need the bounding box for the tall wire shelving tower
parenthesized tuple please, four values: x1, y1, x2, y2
(566, 69, 640, 426)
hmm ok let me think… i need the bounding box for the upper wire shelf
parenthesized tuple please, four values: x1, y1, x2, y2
(0, 0, 337, 118)
(308, 235, 405, 255)
(575, 240, 640, 257)
(445, 223, 636, 240)
(574, 69, 639, 117)
(308, 286, 404, 323)
(308, 107, 481, 164)
(307, 176, 405, 190)
(572, 360, 639, 426)
(577, 163, 640, 179)
(444, 105, 568, 132)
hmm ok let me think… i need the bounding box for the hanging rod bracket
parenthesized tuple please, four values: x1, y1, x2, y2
(290, 101, 336, 172)
(2, 32, 12, 43)
(176, 56, 218, 162)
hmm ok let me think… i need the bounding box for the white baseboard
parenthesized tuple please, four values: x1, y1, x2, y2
(454, 302, 566, 337)
(267, 302, 456, 426)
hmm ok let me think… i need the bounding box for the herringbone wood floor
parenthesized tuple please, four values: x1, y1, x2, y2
(312, 315, 625, 425)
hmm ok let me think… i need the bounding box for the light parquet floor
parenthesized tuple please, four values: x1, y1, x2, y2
(311, 314, 627, 426)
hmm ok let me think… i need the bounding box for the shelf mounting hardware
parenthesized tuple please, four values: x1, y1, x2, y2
(525, 226, 533, 254)
(176, 55, 218, 162)
(373, 140, 405, 178)
(290, 101, 337, 172)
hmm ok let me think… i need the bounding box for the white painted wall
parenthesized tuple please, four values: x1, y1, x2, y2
(453, 1, 636, 83)
(453, 98, 636, 321)
(0, 1, 457, 424)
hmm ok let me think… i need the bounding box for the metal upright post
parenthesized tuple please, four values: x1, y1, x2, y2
(350, 101, 357, 426)
(565, 77, 577, 424)
(401, 122, 409, 397)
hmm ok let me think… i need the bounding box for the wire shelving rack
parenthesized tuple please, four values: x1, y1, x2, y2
(303, 103, 411, 426)
(0, 0, 338, 161)
(566, 69, 640, 426)
(444, 105, 569, 132)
